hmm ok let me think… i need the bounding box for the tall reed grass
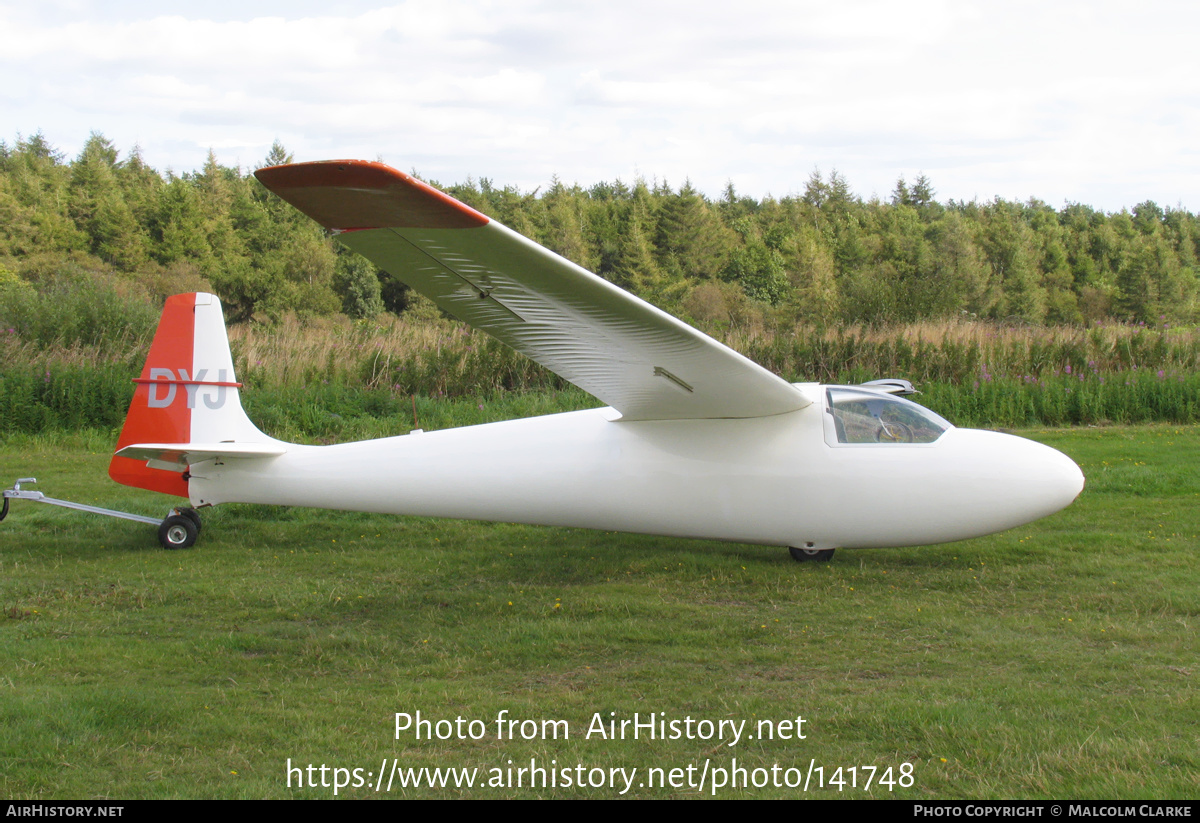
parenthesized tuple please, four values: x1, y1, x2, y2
(3, 309, 1198, 436)
(736, 318, 1200, 384)
(921, 370, 1200, 428)
(229, 315, 566, 395)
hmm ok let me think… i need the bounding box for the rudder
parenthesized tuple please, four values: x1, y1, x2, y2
(109, 293, 265, 496)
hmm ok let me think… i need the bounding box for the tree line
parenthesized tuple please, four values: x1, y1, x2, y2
(2, 130, 1197, 328)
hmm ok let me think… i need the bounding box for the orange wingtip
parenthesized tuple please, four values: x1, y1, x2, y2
(254, 160, 489, 231)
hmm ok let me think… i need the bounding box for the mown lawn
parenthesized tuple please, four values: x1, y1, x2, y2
(0, 425, 1195, 799)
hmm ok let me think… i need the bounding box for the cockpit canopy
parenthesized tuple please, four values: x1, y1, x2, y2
(824, 387, 952, 445)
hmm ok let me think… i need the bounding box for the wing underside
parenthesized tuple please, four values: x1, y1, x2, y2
(255, 161, 809, 421)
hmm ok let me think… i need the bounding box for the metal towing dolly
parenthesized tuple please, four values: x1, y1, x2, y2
(1, 478, 202, 549)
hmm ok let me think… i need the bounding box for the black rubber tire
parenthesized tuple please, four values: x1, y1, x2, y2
(159, 514, 198, 550)
(175, 507, 202, 535)
(789, 547, 835, 563)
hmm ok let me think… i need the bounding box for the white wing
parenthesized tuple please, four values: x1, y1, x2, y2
(255, 161, 810, 421)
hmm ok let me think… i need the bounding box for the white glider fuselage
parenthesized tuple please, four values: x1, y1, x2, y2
(186, 397, 1083, 550)
(111, 160, 1086, 554)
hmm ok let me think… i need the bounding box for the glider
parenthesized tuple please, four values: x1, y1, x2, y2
(108, 160, 1084, 560)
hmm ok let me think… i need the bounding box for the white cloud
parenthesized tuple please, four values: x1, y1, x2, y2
(1, 0, 1196, 210)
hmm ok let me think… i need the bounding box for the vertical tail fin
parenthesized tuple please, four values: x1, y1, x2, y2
(109, 293, 270, 496)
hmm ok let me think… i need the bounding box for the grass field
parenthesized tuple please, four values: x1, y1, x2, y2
(0, 425, 1196, 799)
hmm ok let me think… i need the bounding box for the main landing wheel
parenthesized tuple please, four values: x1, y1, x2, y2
(789, 546, 835, 563)
(159, 514, 198, 550)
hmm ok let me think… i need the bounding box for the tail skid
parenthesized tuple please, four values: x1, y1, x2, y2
(109, 293, 284, 497)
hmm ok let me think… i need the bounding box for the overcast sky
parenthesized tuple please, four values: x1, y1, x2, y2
(2, 0, 1196, 212)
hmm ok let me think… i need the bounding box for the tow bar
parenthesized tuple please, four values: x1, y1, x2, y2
(2, 478, 202, 549)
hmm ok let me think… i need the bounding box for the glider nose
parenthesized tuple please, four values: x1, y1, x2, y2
(1035, 440, 1085, 513)
(996, 433, 1084, 520)
(940, 429, 1084, 538)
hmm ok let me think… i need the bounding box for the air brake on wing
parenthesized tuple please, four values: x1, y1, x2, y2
(854, 378, 919, 396)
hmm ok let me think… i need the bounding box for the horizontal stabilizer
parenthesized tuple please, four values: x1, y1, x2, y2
(116, 442, 287, 470)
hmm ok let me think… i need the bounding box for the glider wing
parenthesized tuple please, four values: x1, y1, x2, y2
(255, 161, 809, 421)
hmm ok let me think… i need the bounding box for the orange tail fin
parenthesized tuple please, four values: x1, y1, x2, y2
(109, 293, 263, 497)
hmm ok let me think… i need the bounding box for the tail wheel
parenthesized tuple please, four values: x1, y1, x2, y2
(174, 507, 202, 535)
(789, 547, 835, 563)
(159, 514, 198, 550)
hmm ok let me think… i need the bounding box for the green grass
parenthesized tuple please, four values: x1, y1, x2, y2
(0, 425, 1196, 799)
